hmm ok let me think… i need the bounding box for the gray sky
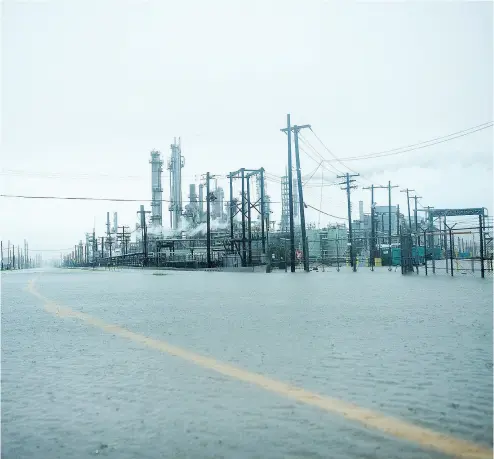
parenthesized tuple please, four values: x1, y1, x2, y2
(1, 0, 493, 255)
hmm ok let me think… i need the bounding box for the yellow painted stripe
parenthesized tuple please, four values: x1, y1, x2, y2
(26, 278, 492, 459)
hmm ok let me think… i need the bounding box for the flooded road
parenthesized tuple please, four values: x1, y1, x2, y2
(2, 268, 492, 458)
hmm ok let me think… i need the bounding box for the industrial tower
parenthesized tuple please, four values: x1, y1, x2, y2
(280, 174, 298, 231)
(149, 150, 164, 226)
(168, 138, 184, 229)
(256, 174, 270, 222)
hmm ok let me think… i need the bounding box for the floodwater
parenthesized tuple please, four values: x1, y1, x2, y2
(1, 267, 492, 458)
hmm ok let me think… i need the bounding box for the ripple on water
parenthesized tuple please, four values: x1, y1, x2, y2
(1, 269, 492, 458)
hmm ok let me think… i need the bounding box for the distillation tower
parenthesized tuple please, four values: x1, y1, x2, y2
(168, 138, 184, 230)
(149, 150, 164, 227)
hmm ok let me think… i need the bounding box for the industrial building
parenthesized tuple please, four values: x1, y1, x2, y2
(61, 136, 492, 277)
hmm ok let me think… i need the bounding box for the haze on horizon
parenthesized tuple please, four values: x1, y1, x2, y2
(1, 0, 492, 256)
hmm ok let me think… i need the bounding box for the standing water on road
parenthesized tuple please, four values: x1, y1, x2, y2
(2, 268, 492, 459)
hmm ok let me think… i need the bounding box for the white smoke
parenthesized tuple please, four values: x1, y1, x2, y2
(147, 217, 192, 238)
(146, 217, 227, 238)
(187, 220, 228, 237)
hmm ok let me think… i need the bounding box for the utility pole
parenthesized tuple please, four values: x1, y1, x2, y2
(363, 184, 383, 270)
(280, 120, 311, 272)
(400, 188, 415, 230)
(92, 229, 97, 263)
(280, 114, 296, 273)
(260, 168, 266, 257)
(117, 226, 130, 255)
(241, 168, 246, 266)
(12, 244, 15, 269)
(24, 239, 28, 268)
(444, 222, 456, 277)
(246, 175, 252, 265)
(396, 205, 401, 237)
(444, 216, 448, 274)
(293, 123, 311, 272)
(388, 181, 398, 246)
(107, 237, 113, 260)
(411, 195, 422, 234)
(479, 214, 485, 278)
(1, 241, 3, 270)
(229, 173, 235, 253)
(363, 185, 376, 270)
(338, 173, 359, 272)
(137, 207, 151, 266)
(203, 172, 216, 268)
(363, 183, 389, 269)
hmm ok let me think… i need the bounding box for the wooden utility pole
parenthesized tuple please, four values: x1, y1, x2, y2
(411, 195, 422, 232)
(396, 205, 401, 237)
(387, 182, 399, 246)
(363, 184, 386, 270)
(260, 168, 266, 256)
(400, 188, 415, 230)
(280, 114, 296, 272)
(444, 222, 456, 277)
(203, 172, 216, 269)
(137, 207, 151, 265)
(293, 124, 311, 272)
(479, 214, 485, 278)
(241, 168, 246, 266)
(117, 226, 130, 255)
(281, 118, 311, 272)
(338, 173, 359, 271)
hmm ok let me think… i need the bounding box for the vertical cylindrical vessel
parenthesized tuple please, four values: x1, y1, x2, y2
(150, 150, 163, 226)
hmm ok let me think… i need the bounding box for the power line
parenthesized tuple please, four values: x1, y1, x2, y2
(298, 134, 344, 175)
(0, 168, 209, 181)
(307, 129, 357, 175)
(302, 161, 323, 185)
(303, 129, 380, 186)
(0, 193, 287, 205)
(304, 202, 347, 220)
(282, 129, 340, 176)
(325, 122, 493, 163)
(21, 248, 74, 252)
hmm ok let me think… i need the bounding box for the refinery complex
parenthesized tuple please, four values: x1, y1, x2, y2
(57, 132, 492, 276)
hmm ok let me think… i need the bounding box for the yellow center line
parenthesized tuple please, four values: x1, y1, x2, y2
(26, 277, 492, 459)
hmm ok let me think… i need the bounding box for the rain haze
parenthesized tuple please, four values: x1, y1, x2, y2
(2, 3, 494, 458)
(1, 0, 492, 252)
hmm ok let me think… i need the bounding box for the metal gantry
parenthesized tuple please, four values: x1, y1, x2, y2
(228, 167, 267, 267)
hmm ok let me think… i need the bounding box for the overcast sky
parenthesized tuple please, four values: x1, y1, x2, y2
(1, 0, 492, 255)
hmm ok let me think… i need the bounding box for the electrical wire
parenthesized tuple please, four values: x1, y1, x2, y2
(302, 129, 380, 187)
(0, 168, 210, 181)
(302, 162, 323, 186)
(324, 122, 493, 163)
(0, 193, 288, 205)
(298, 135, 344, 175)
(281, 129, 341, 177)
(304, 202, 347, 220)
(304, 130, 353, 175)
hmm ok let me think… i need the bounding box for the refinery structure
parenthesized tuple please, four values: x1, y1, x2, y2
(61, 128, 492, 276)
(63, 137, 280, 269)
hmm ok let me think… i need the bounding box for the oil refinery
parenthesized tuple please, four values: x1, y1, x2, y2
(59, 130, 492, 277)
